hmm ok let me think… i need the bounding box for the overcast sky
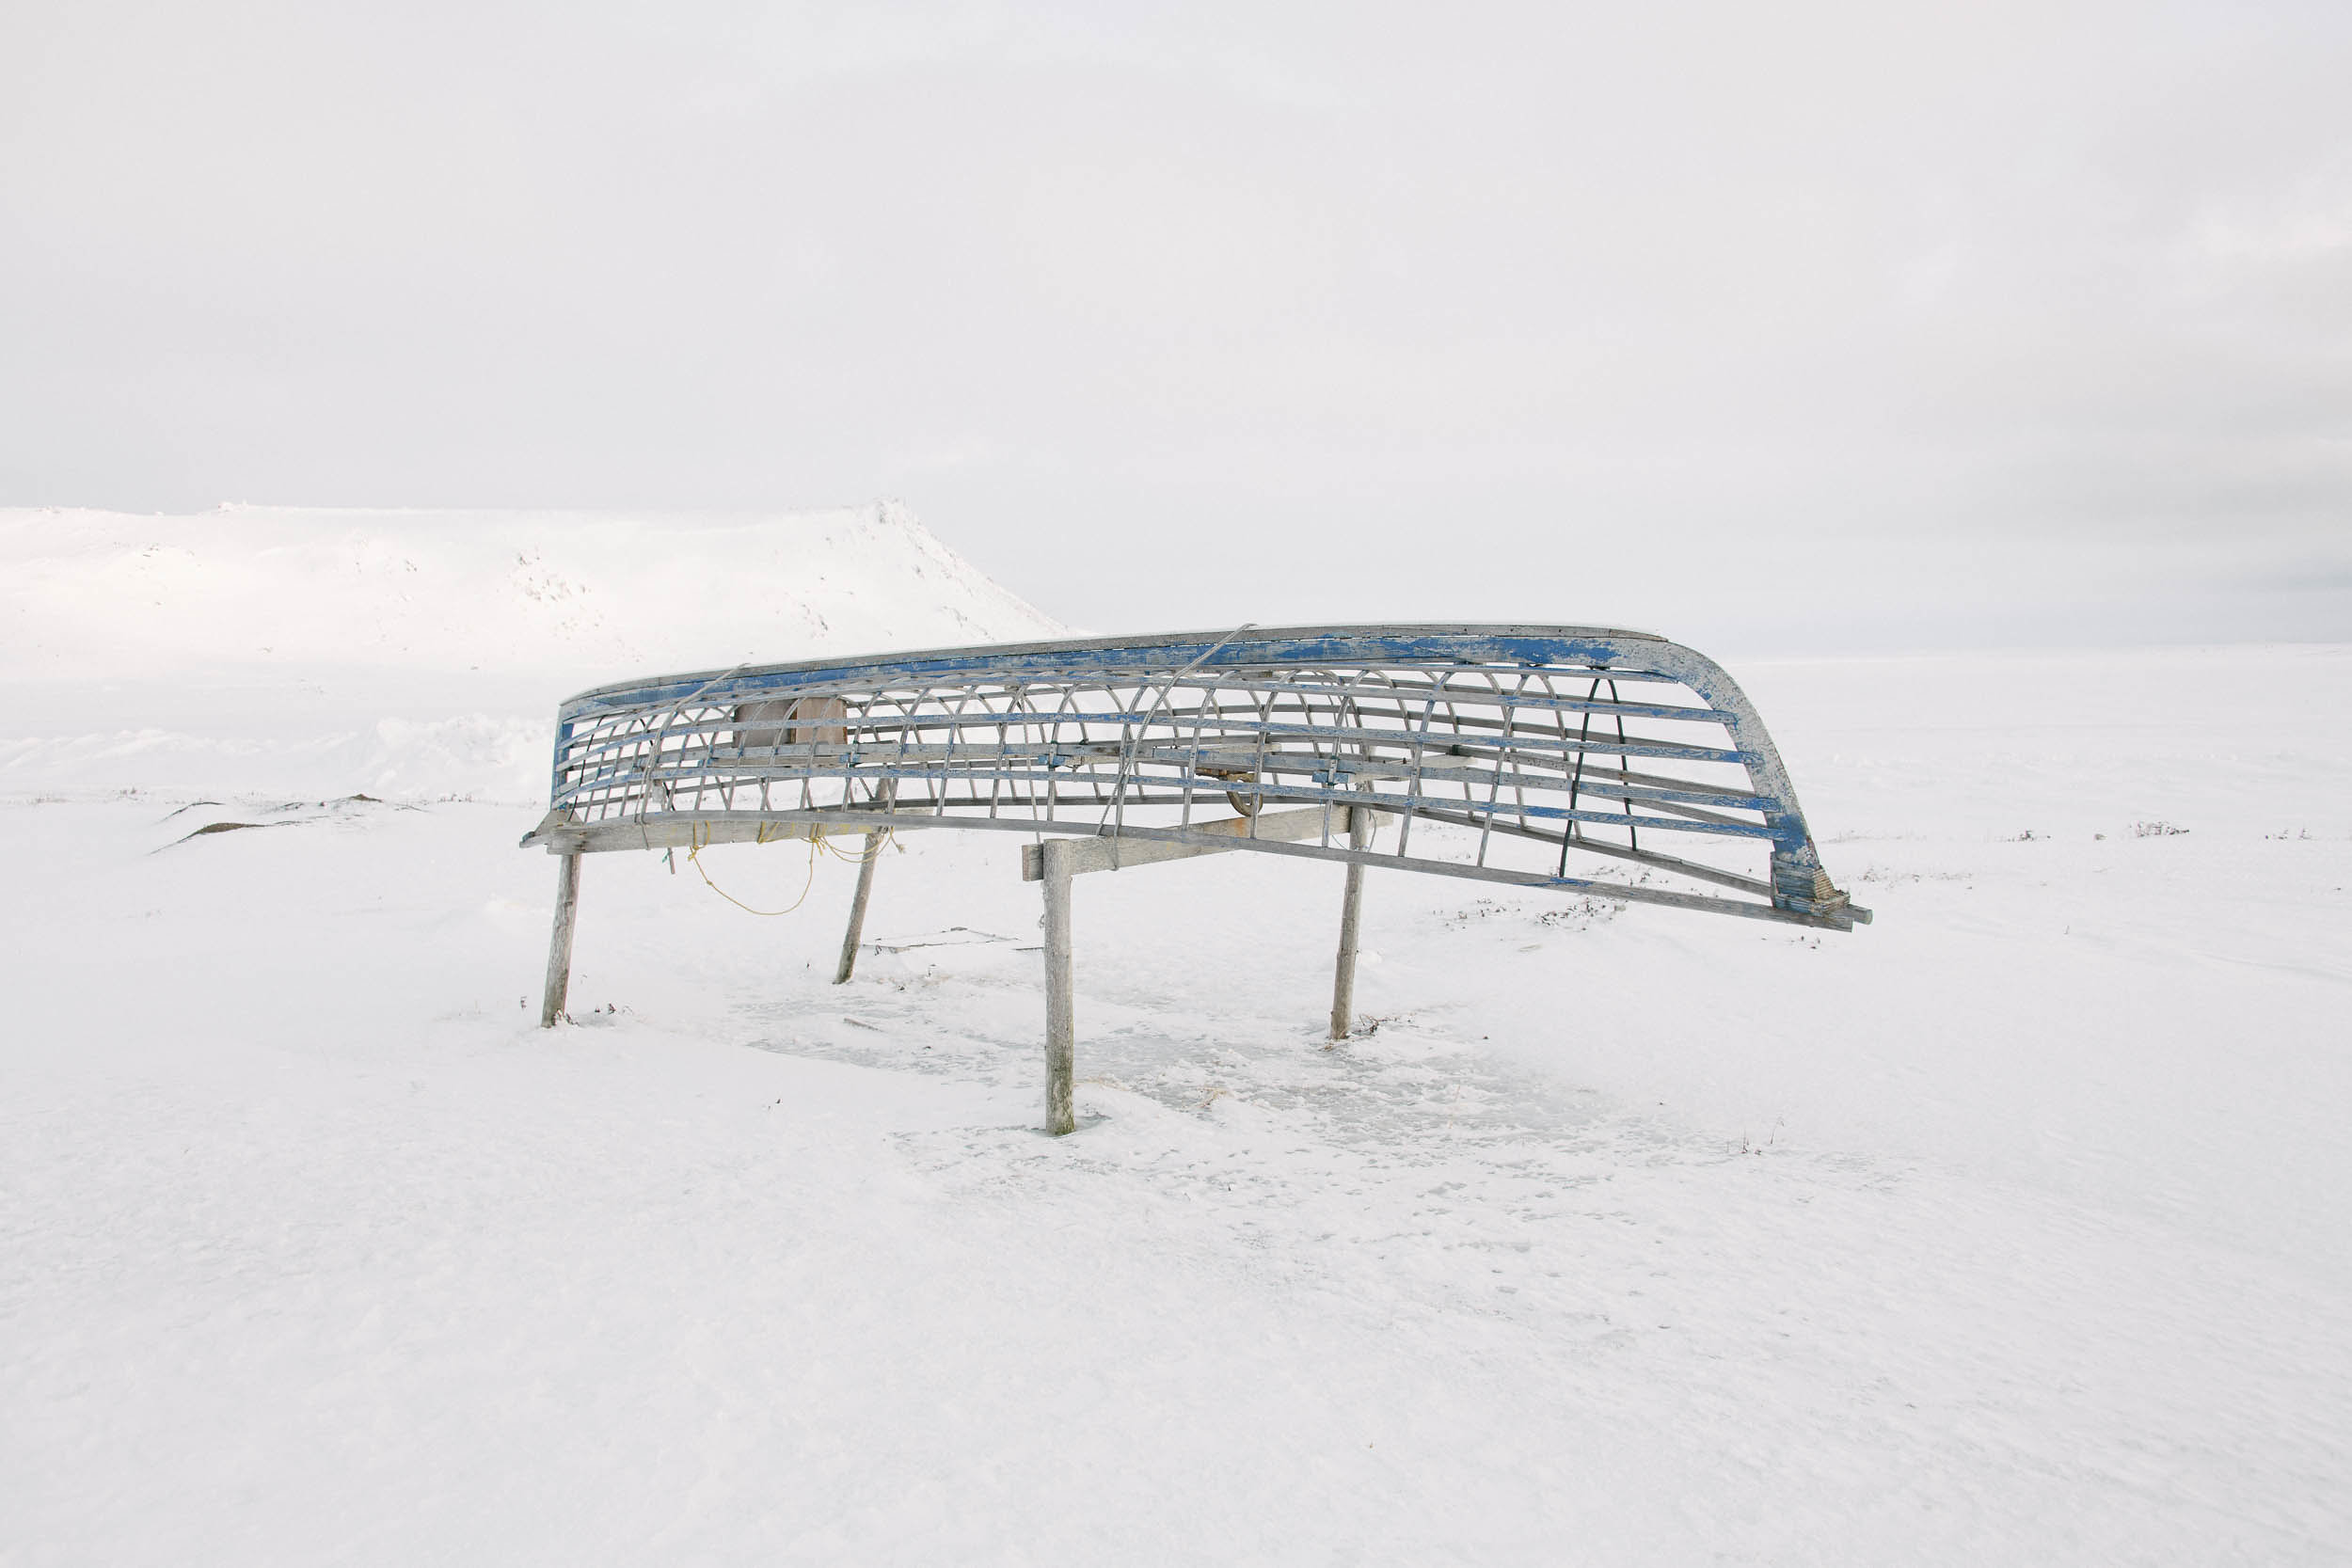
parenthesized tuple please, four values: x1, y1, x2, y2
(4, 1, 2346, 651)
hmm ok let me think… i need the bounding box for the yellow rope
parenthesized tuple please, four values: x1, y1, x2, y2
(818, 827, 895, 864)
(683, 819, 897, 915)
(686, 820, 820, 916)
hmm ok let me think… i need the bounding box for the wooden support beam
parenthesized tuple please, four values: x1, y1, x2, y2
(1020, 804, 1387, 881)
(533, 807, 1849, 927)
(834, 779, 895, 984)
(540, 851, 582, 1028)
(1329, 803, 1375, 1040)
(1025, 805, 1391, 1131)
(834, 833, 882, 984)
(1041, 838, 1076, 1135)
(523, 812, 881, 856)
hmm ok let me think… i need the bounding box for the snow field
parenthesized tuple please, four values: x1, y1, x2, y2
(1, 504, 2345, 1563)
(5, 641, 2349, 1564)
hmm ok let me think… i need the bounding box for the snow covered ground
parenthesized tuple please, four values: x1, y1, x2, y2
(3, 514, 2347, 1563)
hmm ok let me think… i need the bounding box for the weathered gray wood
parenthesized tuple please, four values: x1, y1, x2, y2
(532, 806, 1859, 927)
(834, 833, 882, 984)
(523, 812, 880, 854)
(1019, 804, 1390, 881)
(1400, 800, 1776, 897)
(540, 851, 582, 1027)
(1329, 802, 1375, 1040)
(526, 627, 1870, 1137)
(732, 695, 849, 750)
(1041, 838, 1076, 1135)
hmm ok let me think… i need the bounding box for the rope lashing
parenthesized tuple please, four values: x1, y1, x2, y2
(686, 819, 818, 916)
(684, 819, 897, 916)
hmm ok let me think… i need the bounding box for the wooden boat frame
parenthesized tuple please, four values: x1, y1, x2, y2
(522, 624, 1869, 1132)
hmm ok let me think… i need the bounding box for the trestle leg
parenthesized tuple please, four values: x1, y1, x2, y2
(834, 832, 882, 984)
(1041, 838, 1076, 1134)
(540, 850, 582, 1028)
(1328, 804, 1375, 1040)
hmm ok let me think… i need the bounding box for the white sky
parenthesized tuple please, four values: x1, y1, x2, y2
(4, 1, 2347, 651)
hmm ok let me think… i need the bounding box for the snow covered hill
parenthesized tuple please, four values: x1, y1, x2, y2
(0, 501, 1058, 800)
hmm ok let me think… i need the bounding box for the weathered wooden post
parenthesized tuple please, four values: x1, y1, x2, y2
(1041, 836, 1077, 1134)
(540, 850, 582, 1027)
(1328, 803, 1375, 1040)
(834, 778, 894, 984)
(833, 832, 882, 984)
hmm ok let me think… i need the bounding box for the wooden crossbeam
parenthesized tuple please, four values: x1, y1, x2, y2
(1019, 805, 1388, 881)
